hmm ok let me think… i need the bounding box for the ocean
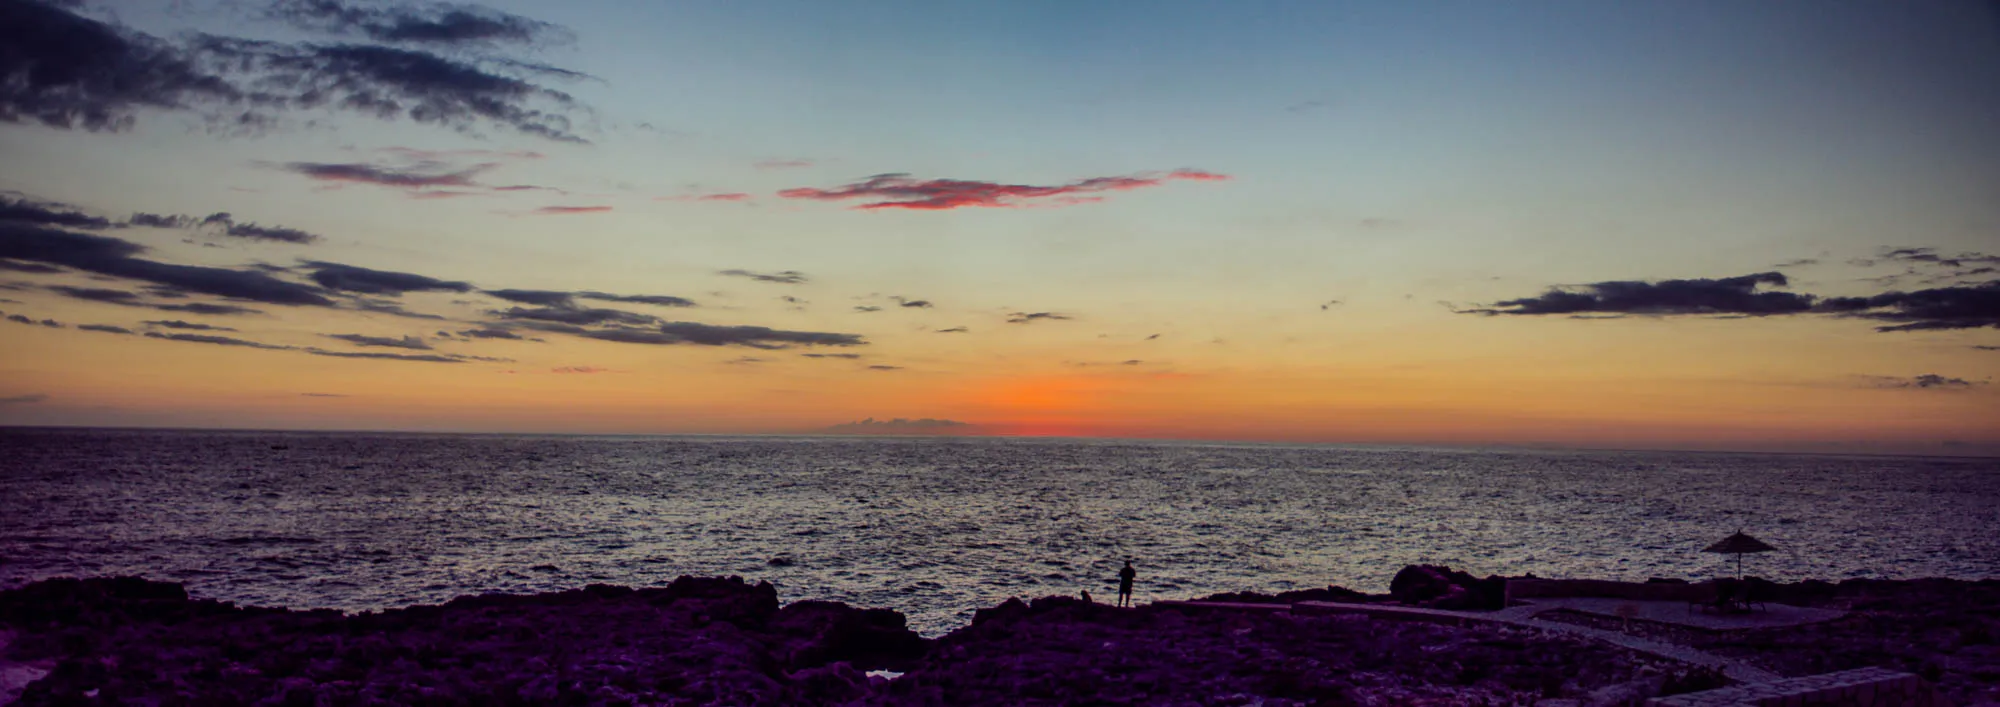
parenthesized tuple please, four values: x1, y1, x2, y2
(2, 428, 1996, 634)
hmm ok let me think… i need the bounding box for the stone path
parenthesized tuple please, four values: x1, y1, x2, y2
(1169, 600, 1784, 684)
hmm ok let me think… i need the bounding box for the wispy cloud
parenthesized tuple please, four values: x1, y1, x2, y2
(0, 0, 591, 140)
(719, 269, 807, 284)
(145, 320, 238, 332)
(0, 393, 48, 405)
(266, 0, 570, 49)
(1863, 374, 1986, 390)
(779, 169, 1230, 210)
(322, 333, 431, 350)
(529, 205, 612, 215)
(1007, 311, 1071, 324)
(754, 159, 814, 170)
(143, 331, 292, 350)
(657, 192, 752, 203)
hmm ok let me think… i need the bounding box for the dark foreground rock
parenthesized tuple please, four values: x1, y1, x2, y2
(4, 573, 1993, 705)
(0, 575, 924, 705)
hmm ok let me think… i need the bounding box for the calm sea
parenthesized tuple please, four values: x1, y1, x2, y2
(2, 428, 1996, 633)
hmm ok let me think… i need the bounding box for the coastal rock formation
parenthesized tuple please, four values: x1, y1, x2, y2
(5, 574, 1991, 705)
(1388, 564, 1509, 610)
(0, 575, 924, 705)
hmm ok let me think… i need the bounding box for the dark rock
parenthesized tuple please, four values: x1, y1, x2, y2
(1388, 565, 1507, 610)
(1194, 584, 1382, 605)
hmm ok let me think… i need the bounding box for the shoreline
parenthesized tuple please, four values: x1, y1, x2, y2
(4, 568, 1996, 705)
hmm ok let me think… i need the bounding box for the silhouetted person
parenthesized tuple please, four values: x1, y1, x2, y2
(1080, 590, 1092, 604)
(1117, 560, 1136, 607)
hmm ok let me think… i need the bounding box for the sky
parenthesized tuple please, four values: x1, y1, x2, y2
(2, 0, 1998, 453)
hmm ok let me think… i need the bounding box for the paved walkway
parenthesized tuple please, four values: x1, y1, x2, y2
(1168, 600, 1784, 684)
(1507, 597, 1845, 631)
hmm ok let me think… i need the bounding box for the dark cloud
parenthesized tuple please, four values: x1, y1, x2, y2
(578, 291, 696, 307)
(151, 302, 263, 316)
(268, 0, 566, 48)
(1867, 374, 1985, 390)
(1772, 258, 1819, 268)
(323, 333, 431, 350)
(302, 347, 490, 363)
(0, 223, 335, 305)
(1145, 333, 1161, 340)
(194, 213, 321, 244)
(1466, 272, 1815, 317)
(892, 297, 932, 308)
(77, 323, 131, 334)
(0, 0, 241, 132)
(485, 288, 574, 306)
(483, 289, 695, 309)
(47, 285, 140, 304)
(1816, 281, 2000, 332)
(0, 195, 115, 229)
(801, 353, 862, 359)
(282, 161, 492, 189)
(577, 321, 866, 349)
(867, 365, 903, 371)
(9, 313, 63, 327)
(718, 269, 807, 284)
(143, 331, 292, 349)
(0, 259, 63, 273)
(4, 314, 30, 324)
(1320, 299, 1342, 311)
(936, 326, 969, 333)
(144, 320, 237, 332)
(778, 169, 1230, 210)
(301, 260, 470, 295)
(0, 393, 48, 404)
(495, 305, 657, 327)
(853, 305, 882, 313)
(456, 326, 527, 340)
(1863, 247, 2000, 269)
(127, 213, 193, 229)
(722, 356, 767, 365)
(347, 298, 448, 320)
(1007, 311, 1072, 324)
(193, 37, 587, 142)
(2, 0, 588, 140)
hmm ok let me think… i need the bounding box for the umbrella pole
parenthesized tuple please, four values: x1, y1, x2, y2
(1736, 553, 1743, 580)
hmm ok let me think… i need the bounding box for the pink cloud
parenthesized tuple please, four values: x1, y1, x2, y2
(378, 147, 546, 161)
(531, 205, 613, 215)
(777, 169, 1230, 210)
(658, 192, 752, 203)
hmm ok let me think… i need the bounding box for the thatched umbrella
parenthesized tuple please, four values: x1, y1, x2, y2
(1703, 529, 1776, 579)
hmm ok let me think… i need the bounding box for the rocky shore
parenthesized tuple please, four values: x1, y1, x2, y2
(1, 569, 1994, 705)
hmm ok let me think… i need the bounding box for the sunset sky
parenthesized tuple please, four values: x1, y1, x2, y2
(2, 0, 1997, 453)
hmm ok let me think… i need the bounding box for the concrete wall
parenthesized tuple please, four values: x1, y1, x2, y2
(1507, 579, 1713, 603)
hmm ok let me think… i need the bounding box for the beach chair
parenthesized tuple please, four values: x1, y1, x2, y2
(1737, 579, 1770, 613)
(1686, 581, 1719, 615)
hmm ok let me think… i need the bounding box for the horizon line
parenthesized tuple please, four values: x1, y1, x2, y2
(3, 423, 1995, 460)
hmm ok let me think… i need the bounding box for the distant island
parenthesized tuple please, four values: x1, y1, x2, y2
(820, 417, 977, 435)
